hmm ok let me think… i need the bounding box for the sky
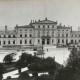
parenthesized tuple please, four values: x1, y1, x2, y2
(0, 0, 80, 30)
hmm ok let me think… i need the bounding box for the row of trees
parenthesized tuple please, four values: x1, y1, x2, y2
(55, 46, 80, 80)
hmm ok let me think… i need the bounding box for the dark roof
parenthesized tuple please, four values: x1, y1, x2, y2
(32, 18, 57, 24)
(15, 25, 34, 28)
(57, 26, 71, 29)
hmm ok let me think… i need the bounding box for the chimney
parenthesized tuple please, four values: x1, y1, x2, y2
(64, 25, 65, 27)
(5, 25, 7, 32)
(35, 20, 36, 22)
(16, 24, 18, 27)
(38, 19, 40, 22)
(31, 20, 32, 23)
(60, 23, 62, 26)
(33, 20, 34, 23)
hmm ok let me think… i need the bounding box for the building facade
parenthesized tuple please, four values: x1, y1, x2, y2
(0, 18, 80, 50)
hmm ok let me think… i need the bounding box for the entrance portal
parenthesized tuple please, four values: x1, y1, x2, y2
(42, 39, 45, 45)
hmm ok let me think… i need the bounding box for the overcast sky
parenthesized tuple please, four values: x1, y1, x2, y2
(0, 0, 80, 30)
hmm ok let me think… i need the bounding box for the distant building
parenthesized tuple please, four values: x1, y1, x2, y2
(0, 18, 80, 50)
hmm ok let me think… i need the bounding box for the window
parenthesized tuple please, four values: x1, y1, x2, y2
(66, 34, 68, 37)
(48, 25, 49, 28)
(0, 35, 1, 38)
(62, 34, 64, 37)
(62, 30, 64, 31)
(72, 35, 73, 37)
(38, 31, 40, 37)
(13, 35, 16, 38)
(25, 34, 27, 37)
(52, 39, 54, 43)
(13, 40, 15, 44)
(38, 39, 40, 44)
(52, 25, 54, 28)
(30, 34, 32, 37)
(75, 40, 77, 43)
(52, 34, 54, 37)
(58, 39, 60, 43)
(29, 39, 32, 44)
(8, 41, 10, 44)
(38, 25, 40, 28)
(20, 29, 22, 31)
(25, 29, 27, 31)
(66, 30, 68, 31)
(20, 34, 22, 37)
(0, 41, 1, 45)
(79, 35, 80, 37)
(58, 34, 60, 37)
(8, 35, 11, 38)
(43, 25, 45, 28)
(3, 41, 5, 44)
(20, 40, 22, 44)
(58, 30, 60, 31)
(3, 35, 6, 38)
(71, 40, 73, 43)
(25, 40, 27, 44)
(75, 35, 77, 37)
(79, 40, 80, 42)
(62, 39, 64, 43)
(66, 39, 68, 44)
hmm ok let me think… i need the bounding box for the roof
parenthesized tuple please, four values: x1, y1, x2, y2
(0, 30, 17, 35)
(57, 26, 71, 29)
(71, 31, 80, 34)
(37, 50, 45, 55)
(15, 25, 34, 28)
(32, 18, 57, 24)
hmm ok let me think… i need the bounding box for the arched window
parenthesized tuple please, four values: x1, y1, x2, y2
(4, 35, 6, 38)
(20, 40, 22, 44)
(25, 40, 27, 44)
(8, 41, 10, 44)
(29, 39, 32, 44)
(13, 40, 15, 44)
(66, 34, 68, 37)
(30, 34, 32, 37)
(3, 41, 6, 44)
(52, 39, 54, 43)
(8, 35, 11, 38)
(0, 41, 1, 45)
(25, 34, 27, 37)
(58, 39, 60, 43)
(62, 34, 64, 37)
(20, 34, 22, 37)
(38, 39, 40, 44)
(62, 39, 64, 43)
(13, 35, 16, 38)
(43, 25, 45, 28)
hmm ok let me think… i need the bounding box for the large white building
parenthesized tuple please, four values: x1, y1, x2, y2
(0, 18, 80, 50)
